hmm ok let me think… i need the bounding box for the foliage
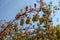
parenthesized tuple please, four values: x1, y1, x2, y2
(0, 0, 60, 40)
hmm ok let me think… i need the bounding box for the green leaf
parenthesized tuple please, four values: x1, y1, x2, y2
(12, 36, 16, 40)
(43, 25, 46, 28)
(32, 14, 40, 22)
(54, 6, 58, 10)
(39, 19, 43, 25)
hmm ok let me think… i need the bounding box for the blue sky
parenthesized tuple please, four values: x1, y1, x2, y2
(0, 0, 60, 26)
(0, 0, 37, 20)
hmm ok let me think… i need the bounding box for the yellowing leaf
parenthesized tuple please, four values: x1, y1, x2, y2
(20, 19, 24, 26)
(26, 17, 30, 24)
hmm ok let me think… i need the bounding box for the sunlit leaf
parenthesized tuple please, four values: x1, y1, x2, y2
(26, 17, 30, 24)
(20, 18, 24, 26)
(32, 14, 40, 22)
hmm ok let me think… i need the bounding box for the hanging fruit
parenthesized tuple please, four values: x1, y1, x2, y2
(32, 14, 40, 22)
(20, 18, 24, 26)
(26, 17, 30, 24)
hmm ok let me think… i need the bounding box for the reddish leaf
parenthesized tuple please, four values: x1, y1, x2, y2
(40, 1, 46, 5)
(25, 6, 28, 11)
(30, 6, 34, 12)
(15, 13, 20, 20)
(38, 8, 42, 11)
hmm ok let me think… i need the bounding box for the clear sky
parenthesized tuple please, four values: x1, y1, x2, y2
(0, 0, 60, 26)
